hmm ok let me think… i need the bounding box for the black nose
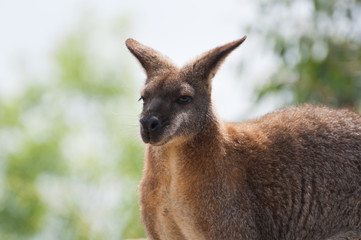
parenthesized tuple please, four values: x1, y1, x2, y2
(140, 116, 161, 132)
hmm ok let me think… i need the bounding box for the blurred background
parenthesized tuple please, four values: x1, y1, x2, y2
(0, 0, 360, 239)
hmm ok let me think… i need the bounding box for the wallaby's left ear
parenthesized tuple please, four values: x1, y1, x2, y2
(189, 36, 247, 81)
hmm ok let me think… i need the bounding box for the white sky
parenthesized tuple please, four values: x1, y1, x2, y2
(0, 0, 279, 121)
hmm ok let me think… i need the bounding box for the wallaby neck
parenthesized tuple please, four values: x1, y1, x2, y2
(185, 115, 224, 151)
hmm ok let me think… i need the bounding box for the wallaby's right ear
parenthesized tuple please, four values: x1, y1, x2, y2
(126, 39, 177, 80)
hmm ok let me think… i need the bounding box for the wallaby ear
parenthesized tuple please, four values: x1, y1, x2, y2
(189, 36, 247, 81)
(125, 38, 177, 80)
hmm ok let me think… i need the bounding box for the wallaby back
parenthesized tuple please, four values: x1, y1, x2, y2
(126, 37, 361, 240)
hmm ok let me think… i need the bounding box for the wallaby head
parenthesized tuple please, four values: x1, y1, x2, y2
(126, 36, 246, 145)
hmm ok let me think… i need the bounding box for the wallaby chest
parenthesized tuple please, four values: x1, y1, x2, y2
(139, 143, 258, 240)
(139, 147, 206, 240)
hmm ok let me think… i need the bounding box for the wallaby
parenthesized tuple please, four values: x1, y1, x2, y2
(125, 36, 361, 240)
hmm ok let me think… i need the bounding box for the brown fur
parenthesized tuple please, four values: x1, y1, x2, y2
(126, 37, 361, 240)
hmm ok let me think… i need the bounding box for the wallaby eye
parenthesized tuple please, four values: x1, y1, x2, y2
(176, 96, 192, 104)
(138, 96, 147, 104)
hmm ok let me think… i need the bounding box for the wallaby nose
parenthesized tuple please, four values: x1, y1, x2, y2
(140, 116, 161, 132)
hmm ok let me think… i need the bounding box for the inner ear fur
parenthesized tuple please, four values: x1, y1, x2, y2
(187, 36, 247, 81)
(126, 38, 177, 80)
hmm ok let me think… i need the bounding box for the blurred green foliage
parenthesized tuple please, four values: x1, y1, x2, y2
(0, 19, 145, 239)
(251, 0, 361, 111)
